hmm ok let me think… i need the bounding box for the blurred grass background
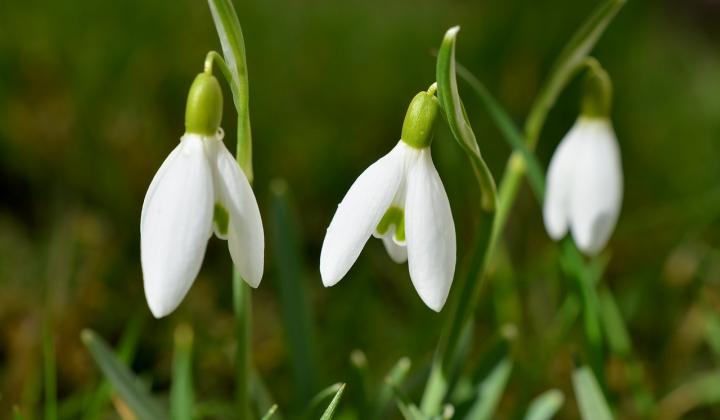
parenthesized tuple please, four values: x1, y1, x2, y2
(1, 0, 720, 418)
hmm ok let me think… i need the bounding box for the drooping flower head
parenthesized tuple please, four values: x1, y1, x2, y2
(320, 86, 456, 311)
(141, 71, 264, 318)
(543, 61, 623, 255)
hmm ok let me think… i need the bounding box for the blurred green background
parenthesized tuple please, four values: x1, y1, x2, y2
(1, 0, 720, 418)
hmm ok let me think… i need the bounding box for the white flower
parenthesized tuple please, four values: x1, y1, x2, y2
(543, 117, 623, 255)
(320, 140, 456, 311)
(140, 129, 264, 318)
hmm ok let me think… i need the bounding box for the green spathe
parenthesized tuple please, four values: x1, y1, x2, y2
(401, 91, 440, 149)
(185, 73, 224, 136)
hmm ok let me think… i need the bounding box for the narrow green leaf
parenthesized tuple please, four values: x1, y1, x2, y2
(572, 366, 613, 420)
(465, 358, 513, 420)
(598, 288, 632, 358)
(306, 383, 344, 416)
(395, 399, 427, 420)
(389, 380, 426, 420)
(81, 330, 168, 420)
(207, 0, 253, 178)
(523, 389, 564, 420)
(319, 383, 346, 420)
(657, 368, 720, 418)
(454, 61, 545, 201)
(373, 357, 412, 420)
(171, 324, 194, 420)
(269, 179, 318, 403)
(260, 404, 278, 420)
(83, 314, 145, 420)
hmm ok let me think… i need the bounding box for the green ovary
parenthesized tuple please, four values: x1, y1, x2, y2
(376, 206, 406, 243)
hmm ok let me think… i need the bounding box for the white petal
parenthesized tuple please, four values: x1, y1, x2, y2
(213, 140, 265, 287)
(140, 134, 214, 318)
(381, 233, 408, 263)
(543, 121, 584, 240)
(569, 119, 623, 255)
(320, 142, 408, 286)
(405, 150, 456, 312)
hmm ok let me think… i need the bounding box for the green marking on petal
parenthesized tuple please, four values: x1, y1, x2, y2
(376, 206, 405, 242)
(394, 215, 406, 243)
(213, 203, 229, 236)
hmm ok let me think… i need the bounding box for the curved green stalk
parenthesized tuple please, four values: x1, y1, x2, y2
(496, 0, 625, 234)
(206, 1, 255, 418)
(207, 0, 253, 180)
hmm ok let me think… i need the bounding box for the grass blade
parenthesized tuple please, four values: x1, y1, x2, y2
(657, 368, 720, 419)
(572, 365, 613, 420)
(170, 324, 194, 420)
(260, 404, 278, 420)
(319, 383, 346, 420)
(81, 330, 167, 420)
(523, 389, 564, 420)
(465, 358, 513, 420)
(598, 288, 631, 358)
(373, 357, 412, 420)
(83, 314, 145, 420)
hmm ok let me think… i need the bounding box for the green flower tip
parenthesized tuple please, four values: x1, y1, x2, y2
(401, 90, 440, 149)
(185, 72, 223, 136)
(580, 60, 613, 119)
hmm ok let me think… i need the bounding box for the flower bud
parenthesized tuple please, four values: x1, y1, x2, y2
(185, 72, 223, 136)
(401, 91, 440, 149)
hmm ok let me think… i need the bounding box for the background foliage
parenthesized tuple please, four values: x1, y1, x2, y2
(1, 0, 719, 418)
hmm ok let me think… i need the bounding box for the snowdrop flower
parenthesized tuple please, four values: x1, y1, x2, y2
(320, 87, 456, 311)
(543, 62, 622, 255)
(141, 72, 264, 318)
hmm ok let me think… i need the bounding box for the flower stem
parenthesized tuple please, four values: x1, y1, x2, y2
(233, 269, 253, 420)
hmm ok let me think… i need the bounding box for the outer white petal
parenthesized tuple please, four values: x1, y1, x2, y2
(405, 150, 456, 312)
(380, 232, 408, 263)
(213, 140, 265, 287)
(320, 142, 408, 286)
(543, 121, 584, 240)
(140, 134, 214, 318)
(569, 119, 623, 255)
